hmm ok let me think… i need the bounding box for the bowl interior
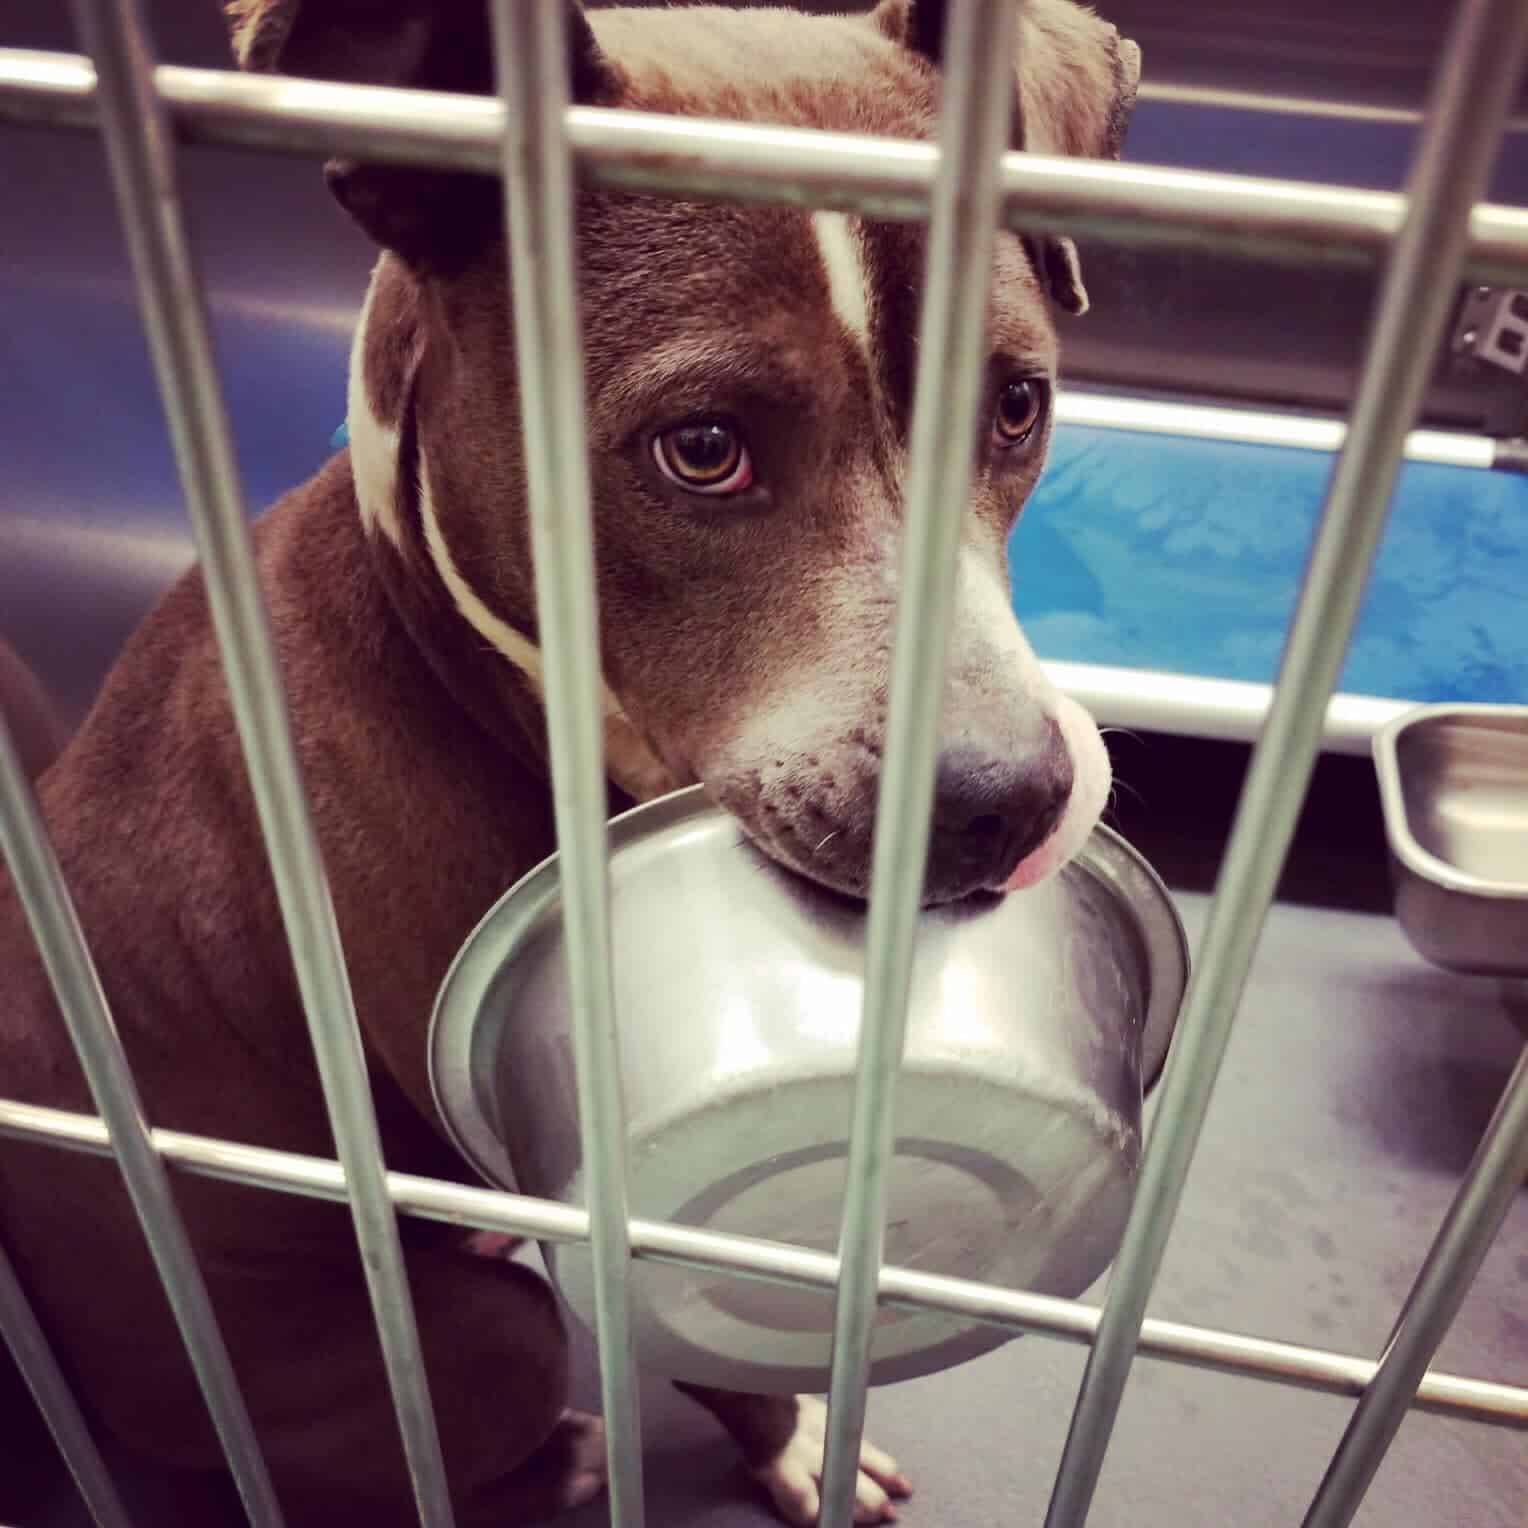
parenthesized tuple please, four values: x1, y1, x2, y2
(1385, 709, 1528, 891)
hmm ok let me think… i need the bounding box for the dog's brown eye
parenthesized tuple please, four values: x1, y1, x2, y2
(653, 422, 753, 495)
(994, 379, 1044, 446)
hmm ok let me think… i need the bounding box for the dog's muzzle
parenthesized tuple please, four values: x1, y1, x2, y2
(925, 723, 1075, 900)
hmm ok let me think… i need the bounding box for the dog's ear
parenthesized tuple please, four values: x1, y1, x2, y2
(224, 0, 616, 267)
(873, 0, 1141, 316)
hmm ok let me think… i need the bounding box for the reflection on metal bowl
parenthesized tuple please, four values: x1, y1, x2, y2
(430, 785, 1188, 1394)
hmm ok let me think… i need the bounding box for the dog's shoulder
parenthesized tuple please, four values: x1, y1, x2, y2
(1, 455, 554, 1126)
(0, 464, 365, 1092)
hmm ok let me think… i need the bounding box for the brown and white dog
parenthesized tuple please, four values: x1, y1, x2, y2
(0, 2, 1137, 1522)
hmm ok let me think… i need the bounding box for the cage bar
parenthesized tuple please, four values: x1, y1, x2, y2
(0, 1228, 133, 1528)
(2, 1095, 1524, 1435)
(63, 0, 454, 1522)
(815, 2, 1020, 1523)
(1301, 1044, 1528, 1527)
(0, 711, 281, 1526)
(7, 50, 1528, 281)
(1042, 1, 1528, 1523)
(488, 2, 645, 1524)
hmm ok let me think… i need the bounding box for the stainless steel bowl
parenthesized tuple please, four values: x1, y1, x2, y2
(1374, 704, 1528, 982)
(430, 786, 1188, 1394)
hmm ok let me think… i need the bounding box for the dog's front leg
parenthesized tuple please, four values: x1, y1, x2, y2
(676, 1384, 912, 1525)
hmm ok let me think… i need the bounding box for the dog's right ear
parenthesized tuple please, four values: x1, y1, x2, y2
(224, 0, 617, 267)
(873, 0, 1141, 316)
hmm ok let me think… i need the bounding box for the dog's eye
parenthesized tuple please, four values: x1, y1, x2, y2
(993, 379, 1044, 447)
(653, 421, 754, 495)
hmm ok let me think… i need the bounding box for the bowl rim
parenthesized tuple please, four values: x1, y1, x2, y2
(1372, 701, 1528, 902)
(428, 784, 1191, 1194)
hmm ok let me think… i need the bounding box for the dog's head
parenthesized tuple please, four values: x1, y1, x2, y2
(229, 0, 1138, 905)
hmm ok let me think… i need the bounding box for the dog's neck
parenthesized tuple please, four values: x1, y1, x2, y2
(345, 256, 678, 806)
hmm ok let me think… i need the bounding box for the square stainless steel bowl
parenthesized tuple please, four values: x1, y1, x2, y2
(1374, 704, 1528, 981)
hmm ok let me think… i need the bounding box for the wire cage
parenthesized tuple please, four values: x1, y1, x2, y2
(0, 2, 1526, 1527)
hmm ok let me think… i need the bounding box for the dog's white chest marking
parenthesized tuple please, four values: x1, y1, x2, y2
(812, 212, 872, 358)
(343, 262, 675, 804)
(346, 265, 403, 548)
(415, 453, 677, 803)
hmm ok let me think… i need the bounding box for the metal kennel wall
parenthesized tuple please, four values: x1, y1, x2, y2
(0, 0, 1526, 1525)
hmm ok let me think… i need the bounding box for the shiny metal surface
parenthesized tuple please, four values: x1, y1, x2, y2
(4, 1092, 1525, 1432)
(64, 0, 454, 1520)
(489, 4, 645, 1523)
(9, 49, 1528, 283)
(1043, 2, 1528, 1522)
(1053, 393, 1497, 470)
(429, 788, 1189, 1396)
(816, 3, 1019, 1520)
(1374, 704, 1528, 980)
(1044, 662, 1412, 758)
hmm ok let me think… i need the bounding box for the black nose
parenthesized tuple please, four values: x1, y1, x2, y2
(925, 726, 1074, 900)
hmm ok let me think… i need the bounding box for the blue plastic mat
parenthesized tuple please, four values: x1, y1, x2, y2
(1010, 423, 1528, 706)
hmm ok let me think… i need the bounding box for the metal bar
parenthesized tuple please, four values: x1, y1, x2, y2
(1040, 662, 1412, 758)
(1042, 2, 1528, 1522)
(1134, 78, 1528, 132)
(64, 2, 453, 1522)
(0, 1231, 133, 1528)
(488, 4, 644, 1525)
(3, 1096, 1525, 1432)
(7, 49, 1528, 280)
(0, 723, 281, 1524)
(1303, 1043, 1528, 1526)
(1053, 393, 1497, 471)
(816, 4, 1018, 1523)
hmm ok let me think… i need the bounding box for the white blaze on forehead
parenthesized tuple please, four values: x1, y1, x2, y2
(415, 451, 677, 803)
(811, 211, 871, 355)
(347, 260, 403, 548)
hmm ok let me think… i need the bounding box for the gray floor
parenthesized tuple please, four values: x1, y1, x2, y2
(544, 893, 1526, 1528)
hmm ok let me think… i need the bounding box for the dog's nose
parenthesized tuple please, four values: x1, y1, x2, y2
(925, 728, 1074, 900)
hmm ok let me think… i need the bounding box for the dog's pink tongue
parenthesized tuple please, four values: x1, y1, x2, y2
(1001, 694, 1113, 894)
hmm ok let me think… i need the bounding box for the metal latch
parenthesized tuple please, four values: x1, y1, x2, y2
(1452, 285, 1528, 375)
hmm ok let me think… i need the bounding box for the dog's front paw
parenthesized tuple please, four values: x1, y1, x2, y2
(549, 1410, 607, 1512)
(752, 1395, 912, 1525)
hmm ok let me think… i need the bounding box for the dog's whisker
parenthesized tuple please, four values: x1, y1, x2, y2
(1110, 778, 1145, 809)
(814, 830, 840, 854)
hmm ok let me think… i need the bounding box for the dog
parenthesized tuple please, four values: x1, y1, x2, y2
(0, 1, 1138, 1522)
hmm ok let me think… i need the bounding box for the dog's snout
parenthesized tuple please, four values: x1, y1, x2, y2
(928, 727, 1074, 899)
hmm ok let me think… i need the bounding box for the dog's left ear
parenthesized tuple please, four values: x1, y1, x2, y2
(224, 0, 617, 267)
(873, 0, 1141, 315)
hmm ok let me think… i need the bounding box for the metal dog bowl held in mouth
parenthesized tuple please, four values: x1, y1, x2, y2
(430, 786, 1188, 1394)
(1374, 704, 1528, 994)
